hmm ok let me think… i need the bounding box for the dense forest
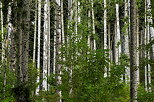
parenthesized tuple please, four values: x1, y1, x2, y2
(0, 0, 154, 102)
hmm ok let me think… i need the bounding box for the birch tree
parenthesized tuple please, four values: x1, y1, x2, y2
(43, 0, 50, 91)
(146, 0, 152, 92)
(0, 1, 5, 98)
(7, 1, 16, 72)
(115, 2, 121, 63)
(33, 0, 37, 63)
(104, 0, 107, 50)
(55, 0, 63, 101)
(36, 0, 41, 94)
(104, 0, 107, 77)
(47, 0, 51, 90)
(0, 1, 4, 63)
(144, 0, 148, 91)
(124, 0, 130, 82)
(91, 0, 96, 50)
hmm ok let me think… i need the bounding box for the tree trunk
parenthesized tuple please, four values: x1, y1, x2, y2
(7, 0, 16, 72)
(91, 0, 96, 50)
(144, 0, 148, 92)
(55, 0, 62, 101)
(103, 0, 107, 77)
(124, 0, 130, 83)
(115, 3, 121, 63)
(0, 1, 4, 62)
(16, 0, 30, 101)
(0, 1, 6, 99)
(104, 0, 107, 50)
(147, 0, 152, 92)
(47, 0, 51, 90)
(36, 0, 41, 94)
(43, 0, 50, 91)
(130, 0, 138, 101)
(33, 0, 37, 64)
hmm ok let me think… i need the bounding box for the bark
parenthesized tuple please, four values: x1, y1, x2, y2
(104, 0, 107, 77)
(68, 0, 73, 97)
(88, 10, 91, 47)
(108, 23, 111, 76)
(7, 0, 16, 72)
(53, 8, 57, 75)
(115, 3, 121, 63)
(36, 0, 41, 94)
(124, 0, 130, 83)
(7, 1, 13, 50)
(91, 0, 96, 50)
(33, 0, 37, 64)
(43, 0, 50, 91)
(55, 0, 62, 101)
(147, 0, 152, 92)
(144, 0, 148, 92)
(104, 0, 107, 50)
(0, 1, 5, 98)
(16, 0, 31, 101)
(0, 1, 4, 63)
(47, 0, 51, 90)
(136, 6, 140, 85)
(130, 0, 138, 101)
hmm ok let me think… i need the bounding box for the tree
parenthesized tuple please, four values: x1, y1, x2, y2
(0, 1, 5, 99)
(130, 0, 138, 101)
(36, 0, 41, 94)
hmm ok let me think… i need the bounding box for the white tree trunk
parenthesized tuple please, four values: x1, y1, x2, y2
(33, 0, 37, 63)
(104, 0, 107, 77)
(108, 23, 111, 77)
(61, 0, 65, 44)
(91, 0, 96, 50)
(1, 1, 4, 62)
(53, 9, 57, 75)
(55, 0, 62, 101)
(36, 0, 41, 94)
(7, 1, 13, 49)
(43, 0, 50, 91)
(1, 2, 5, 98)
(136, 6, 140, 85)
(68, 0, 73, 97)
(115, 3, 121, 63)
(88, 10, 91, 47)
(104, 0, 107, 50)
(147, 0, 152, 92)
(124, 0, 130, 83)
(144, 0, 148, 91)
(47, 0, 50, 90)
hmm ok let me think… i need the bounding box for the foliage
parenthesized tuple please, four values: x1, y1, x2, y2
(0, 61, 16, 101)
(55, 20, 130, 101)
(32, 89, 59, 102)
(138, 85, 154, 102)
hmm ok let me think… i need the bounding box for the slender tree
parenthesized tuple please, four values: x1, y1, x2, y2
(144, 0, 148, 91)
(130, 0, 138, 101)
(124, 0, 130, 82)
(91, 0, 96, 50)
(115, 2, 121, 63)
(0, 1, 5, 99)
(16, 0, 31, 101)
(36, 0, 41, 94)
(43, 0, 50, 91)
(47, 0, 51, 90)
(147, 0, 152, 92)
(33, 0, 37, 64)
